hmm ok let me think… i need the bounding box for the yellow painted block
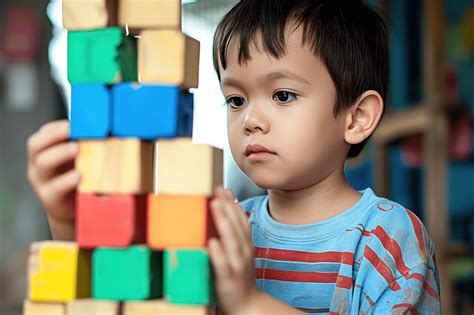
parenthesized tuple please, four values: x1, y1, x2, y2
(67, 299, 120, 315)
(76, 138, 153, 194)
(28, 241, 91, 302)
(119, 0, 181, 29)
(62, 0, 117, 30)
(139, 30, 200, 89)
(23, 300, 66, 315)
(123, 299, 210, 315)
(154, 138, 223, 196)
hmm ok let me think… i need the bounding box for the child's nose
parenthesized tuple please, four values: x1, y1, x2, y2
(242, 104, 270, 135)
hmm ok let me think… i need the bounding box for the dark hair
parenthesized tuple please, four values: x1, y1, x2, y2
(213, 0, 389, 158)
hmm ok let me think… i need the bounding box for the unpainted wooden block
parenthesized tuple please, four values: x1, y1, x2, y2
(23, 300, 66, 315)
(123, 299, 210, 315)
(28, 241, 91, 302)
(119, 0, 181, 30)
(112, 83, 193, 140)
(148, 194, 217, 249)
(70, 84, 111, 139)
(93, 246, 162, 301)
(154, 138, 223, 196)
(164, 249, 215, 305)
(76, 193, 147, 248)
(62, 0, 118, 30)
(67, 298, 120, 315)
(76, 138, 153, 194)
(139, 30, 200, 89)
(68, 28, 137, 84)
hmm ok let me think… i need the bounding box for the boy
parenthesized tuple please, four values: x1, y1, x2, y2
(27, 0, 441, 314)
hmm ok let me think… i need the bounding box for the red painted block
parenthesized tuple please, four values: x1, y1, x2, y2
(76, 193, 147, 249)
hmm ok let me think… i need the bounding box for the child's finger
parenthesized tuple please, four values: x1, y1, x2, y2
(27, 120, 70, 162)
(208, 238, 231, 279)
(211, 199, 242, 269)
(40, 168, 80, 202)
(221, 200, 249, 253)
(35, 142, 79, 181)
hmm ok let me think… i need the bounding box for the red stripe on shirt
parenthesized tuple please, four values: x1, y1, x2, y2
(406, 273, 440, 300)
(255, 247, 354, 265)
(405, 209, 428, 262)
(373, 225, 439, 299)
(364, 246, 401, 290)
(373, 226, 410, 275)
(256, 268, 353, 287)
(392, 303, 420, 315)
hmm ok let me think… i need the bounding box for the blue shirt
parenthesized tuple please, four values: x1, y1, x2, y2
(239, 188, 441, 314)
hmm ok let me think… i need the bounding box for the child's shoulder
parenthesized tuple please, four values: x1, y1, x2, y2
(360, 189, 436, 269)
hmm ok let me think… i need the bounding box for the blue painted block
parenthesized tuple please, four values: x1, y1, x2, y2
(112, 83, 193, 140)
(70, 84, 111, 139)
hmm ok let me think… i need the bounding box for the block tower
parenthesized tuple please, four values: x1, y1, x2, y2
(24, 1, 223, 314)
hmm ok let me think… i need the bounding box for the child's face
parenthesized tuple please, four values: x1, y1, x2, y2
(220, 26, 349, 190)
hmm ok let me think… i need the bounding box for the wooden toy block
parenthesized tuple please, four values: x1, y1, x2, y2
(119, 0, 181, 30)
(23, 300, 66, 315)
(148, 195, 217, 249)
(67, 299, 120, 315)
(62, 0, 117, 30)
(164, 249, 215, 305)
(28, 241, 91, 302)
(68, 28, 137, 84)
(112, 83, 193, 139)
(76, 193, 147, 249)
(76, 138, 153, 194)
(70, 84, 111, 139)
(93, 246, 162, 301)
(138, 30, 200, 89)
(123, 299, 210, 315)
(154, 138, 223, 195)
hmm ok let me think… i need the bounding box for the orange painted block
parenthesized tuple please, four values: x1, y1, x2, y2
(148, 195, 217, 250)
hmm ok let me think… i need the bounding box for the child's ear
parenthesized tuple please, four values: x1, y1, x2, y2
(344, 90, 384, 145)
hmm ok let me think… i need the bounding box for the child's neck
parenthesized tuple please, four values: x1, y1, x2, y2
(267, 168, 361, 225)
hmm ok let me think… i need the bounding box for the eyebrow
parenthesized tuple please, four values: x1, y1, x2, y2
(221, 70, 310, 88)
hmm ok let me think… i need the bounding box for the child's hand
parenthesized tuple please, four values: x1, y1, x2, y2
(208, 186, 259, 315)
(27, 120, 79, 236)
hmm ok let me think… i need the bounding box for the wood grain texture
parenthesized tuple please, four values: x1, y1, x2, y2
(62, 0, 117, 30)
(67, 299, 120, 315)
(123, 299, 210, 315)
(139, 30, 200, 89)
(23, 300, 66, 315)
(76, 139, 153, 194)
(154, 138, 223, 196)
(119, 0, 181, 30)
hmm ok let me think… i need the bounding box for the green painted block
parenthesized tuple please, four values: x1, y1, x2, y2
(68, 27, 137, 84)
(93, 246, 162, 301)
(164, 249, 215, 305)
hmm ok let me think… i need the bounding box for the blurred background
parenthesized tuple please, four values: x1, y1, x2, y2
(0, 0, 472, 314)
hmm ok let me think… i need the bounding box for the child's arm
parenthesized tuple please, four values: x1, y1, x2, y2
(27, 120, 79, 240)
(209, 187, 306, 315)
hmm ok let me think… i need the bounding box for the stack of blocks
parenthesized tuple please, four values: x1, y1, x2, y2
(24, 1, 223, 314)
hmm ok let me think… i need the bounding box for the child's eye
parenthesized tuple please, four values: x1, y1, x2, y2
(226, 96, 247, 109)
(273, 91, 297, 104)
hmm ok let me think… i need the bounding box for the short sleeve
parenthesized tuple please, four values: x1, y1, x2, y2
(367, 263, 441, 314)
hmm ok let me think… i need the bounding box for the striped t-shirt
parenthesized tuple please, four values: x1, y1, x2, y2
(239, 188, 441, 314)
